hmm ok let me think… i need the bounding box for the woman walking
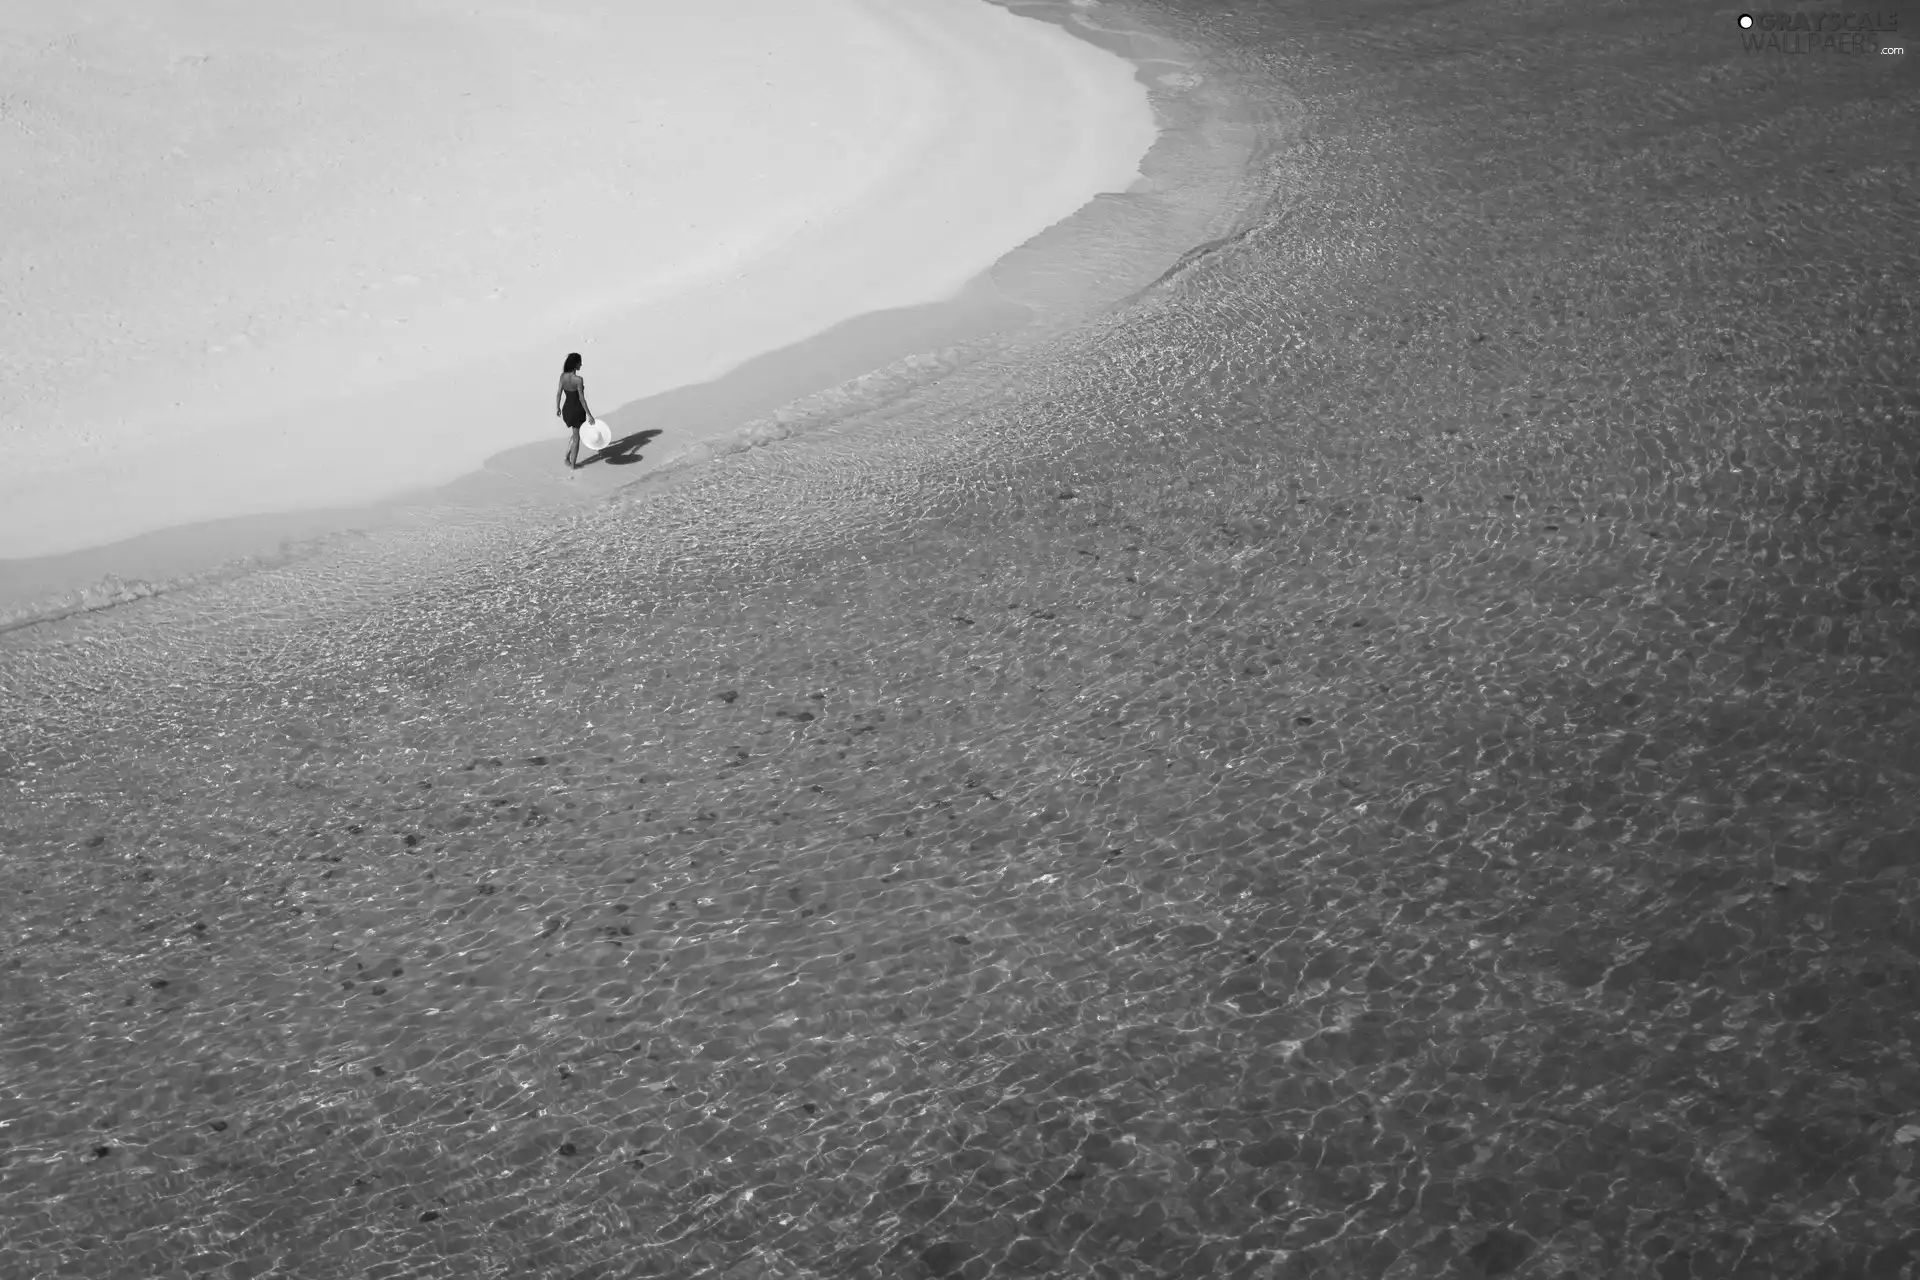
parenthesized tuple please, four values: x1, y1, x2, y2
(556, 352, 595, 470)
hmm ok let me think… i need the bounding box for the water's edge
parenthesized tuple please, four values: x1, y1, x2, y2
(0, 0, 1263, 638)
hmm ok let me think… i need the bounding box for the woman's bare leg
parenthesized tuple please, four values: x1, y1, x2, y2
(567, 429, 580, 469)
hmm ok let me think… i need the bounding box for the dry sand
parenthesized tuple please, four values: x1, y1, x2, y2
(0, 0, 1156, 569)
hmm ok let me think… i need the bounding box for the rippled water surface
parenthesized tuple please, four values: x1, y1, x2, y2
(4, 1, 1919, 1277)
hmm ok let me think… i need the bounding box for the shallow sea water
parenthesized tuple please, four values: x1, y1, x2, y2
(4, 1, 1920, 1277)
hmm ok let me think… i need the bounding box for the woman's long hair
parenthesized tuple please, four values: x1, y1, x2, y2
(562, 352, 582, 374)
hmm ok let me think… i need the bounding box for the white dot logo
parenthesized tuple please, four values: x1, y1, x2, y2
(1739, 13, 1754, 27)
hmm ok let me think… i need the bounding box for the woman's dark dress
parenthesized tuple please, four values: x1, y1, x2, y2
(560, 373, 586, 430)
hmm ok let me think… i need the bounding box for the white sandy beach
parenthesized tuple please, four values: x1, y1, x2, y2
(0, 0, 1156, 562)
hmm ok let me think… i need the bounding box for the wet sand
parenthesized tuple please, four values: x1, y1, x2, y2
(0, 284, 1035, 632)
(2, 1, 1918, 1278)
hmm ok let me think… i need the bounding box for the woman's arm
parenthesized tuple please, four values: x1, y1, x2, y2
(556, 382, 564, 416)
(580, 381, 593, 423)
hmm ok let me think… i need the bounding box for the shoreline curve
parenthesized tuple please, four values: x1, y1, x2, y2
(0, 0, 1282, 635)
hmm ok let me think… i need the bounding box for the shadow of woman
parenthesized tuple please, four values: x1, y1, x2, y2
(588, 429, 662, 467)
